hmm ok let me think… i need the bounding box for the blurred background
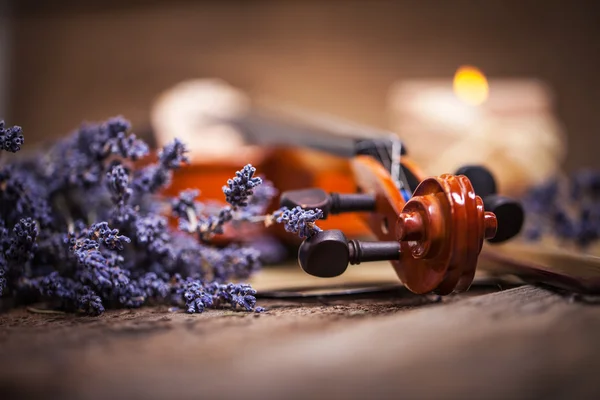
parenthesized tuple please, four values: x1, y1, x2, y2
(2, 0, 599, 168)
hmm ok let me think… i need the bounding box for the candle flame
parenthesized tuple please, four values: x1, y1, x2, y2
(453, 66, 489, 106)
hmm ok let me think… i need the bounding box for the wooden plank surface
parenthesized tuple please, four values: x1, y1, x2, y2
(1, 262, 600, 400)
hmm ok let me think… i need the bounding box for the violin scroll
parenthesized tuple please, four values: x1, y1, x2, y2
(395, 174, 497, 294)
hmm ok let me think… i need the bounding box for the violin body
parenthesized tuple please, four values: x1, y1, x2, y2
(164, 146, 406, 242)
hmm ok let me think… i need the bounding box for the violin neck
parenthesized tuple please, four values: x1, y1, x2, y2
(229, 105, 406, 165)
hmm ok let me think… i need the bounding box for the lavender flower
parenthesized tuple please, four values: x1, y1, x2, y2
(77, 286, 105, 316)
(0, 121, 24, 153)
(106, 163, 132, 203)
(180, 278, 213, 313)
(103, 117, 149, 161)
(132, 139, 189, 195)
(6, 218, 38, 264)
(159, 138, 189, 169)
(218, 283, 258, 311)
(274, 206, 323, 238)
(0, 117, 266, 315)
(88, 222, 131, 251)
(223, 164, 262, 209)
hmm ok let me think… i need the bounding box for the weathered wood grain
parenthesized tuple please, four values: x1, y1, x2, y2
(1, 283, 598, 400)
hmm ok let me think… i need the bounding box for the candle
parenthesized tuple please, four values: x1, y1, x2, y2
(388, 66, 566, 197)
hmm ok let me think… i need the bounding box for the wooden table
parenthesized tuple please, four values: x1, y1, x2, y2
(1, 262, 599, 399)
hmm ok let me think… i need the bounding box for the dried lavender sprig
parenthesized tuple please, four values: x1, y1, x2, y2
(5, 218, 39, 265)
(106, 163, 132, 204)
(87, 221, 131, 251)
(172, 278, 262, 314)
(273, 206, 323, 238)
(132, 138, 190, 195)
(223, 164, 262, 209)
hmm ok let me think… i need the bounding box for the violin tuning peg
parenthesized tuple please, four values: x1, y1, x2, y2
(455, 165, 497, 199)
(298, 230, 400, 278)
(298, 230, 350, 277)
(280, 188, 331, 217)
(483, 194, 524, 243)
(455, 165, 524, 243)
(280, 189, 376, 219)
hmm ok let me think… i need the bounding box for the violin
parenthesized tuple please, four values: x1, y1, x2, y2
(275, 138, 522, 294)
(206, 103, 525, 294)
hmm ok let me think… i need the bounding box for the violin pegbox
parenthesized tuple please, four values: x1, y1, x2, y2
(350, 155, 498, 294)
(283, 155, 525, 296)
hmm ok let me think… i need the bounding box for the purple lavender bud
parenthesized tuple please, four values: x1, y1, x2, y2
(132, 164, 172, 194)
(106, 163, 132, 203)
(88, 222, 131, 251)
(171, 189, 200, 219)
(222, 164, 263, 209)
(103, 117, 149, 161)
(111, 203, 138, 226)
(159, 138, 189, 170)
(77, 288, 105, 316)
(227, 283, 258, 311)
(6, 218, 38, 264)
(275, 206, 323, 238)
(178, 278, 212, 313)
(0, 122, 24, 153)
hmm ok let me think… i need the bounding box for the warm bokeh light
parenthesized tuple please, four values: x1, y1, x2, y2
(453, 65, 489, 106)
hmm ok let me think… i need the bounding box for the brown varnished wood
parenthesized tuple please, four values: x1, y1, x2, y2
(352, 157, 497, 294)
(161, 147, 370, 243)
(351, 155, 407, 243)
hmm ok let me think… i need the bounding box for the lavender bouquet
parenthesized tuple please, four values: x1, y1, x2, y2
(0, 117, 323, 315)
